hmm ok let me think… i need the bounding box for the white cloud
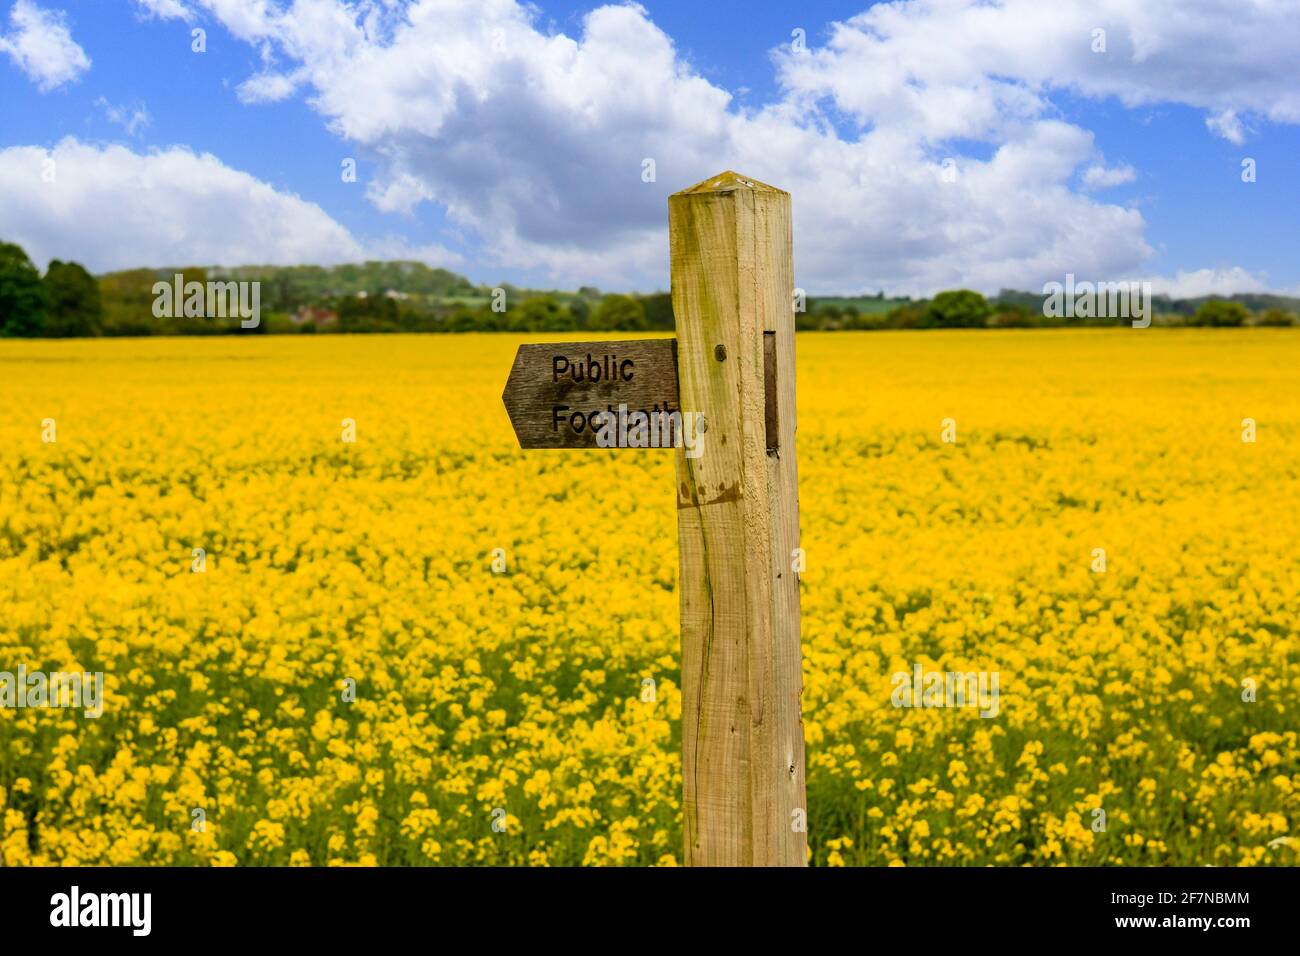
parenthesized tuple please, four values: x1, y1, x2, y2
(366, 170, 437, 216)
(194, 0, 278, 42)
(777, 1, 1300, 139)
(0, 138, 366, 271)
(1147, 267, 1270, 300)
(182, 1, 1148, 292)
(0, 0, 90, 91)
(133, 0, 192, 21)
(1205, 109, 1246, 144)
(236, 69, 300, 103)
(95, 97, 151, 136)
(1082, 163, 1136, 188)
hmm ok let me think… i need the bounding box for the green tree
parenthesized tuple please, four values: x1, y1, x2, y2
(588, 294, 646, 331)
(337, 292, 399, 332)
(567, 297, 591, 328)
(886, 302, 927, 329)
(638, 292, 674, 330)
(446, 307, 481, 333)
(44, 260, 102, 337)
(98, 268, 162, 336)
(510, 296, 574, 332)
(923, 289, 992, 328)
(1257, 307, 1295, 327)
(814, 303, 843, 330)
(0, 241, 47, 337)
(989, 305, 1034, 328)
(1193, 299, 1251, 327)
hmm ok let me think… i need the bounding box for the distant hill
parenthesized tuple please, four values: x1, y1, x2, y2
(1173, 292, 1300, 315)
(2, 237, 1294, 337)
(803, 294, 908, 315)
(100, 260, 480, 308)
(991, 288, 1300, 317)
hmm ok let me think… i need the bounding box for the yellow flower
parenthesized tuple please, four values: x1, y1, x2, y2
(1, 331, 1295, 867)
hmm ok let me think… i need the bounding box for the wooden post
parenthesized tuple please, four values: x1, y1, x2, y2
(670, 171, 807, 866)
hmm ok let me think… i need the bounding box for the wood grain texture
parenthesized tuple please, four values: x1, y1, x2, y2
(501, 338, 679, 449)
(670, 171, 807, 866)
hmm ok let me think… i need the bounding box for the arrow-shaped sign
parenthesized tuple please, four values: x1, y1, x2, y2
(502, 338, 680, 449)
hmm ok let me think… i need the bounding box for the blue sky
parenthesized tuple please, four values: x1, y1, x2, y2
(1, 0, 1297, 296)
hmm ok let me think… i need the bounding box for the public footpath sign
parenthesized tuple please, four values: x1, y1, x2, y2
(502, 339, 679, 449)
(502, 171, 808, 866)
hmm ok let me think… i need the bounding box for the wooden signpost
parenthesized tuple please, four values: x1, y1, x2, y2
(502, 171, 807, 867)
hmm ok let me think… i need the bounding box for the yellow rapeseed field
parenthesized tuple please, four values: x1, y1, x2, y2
(0, 330, 1296, 866)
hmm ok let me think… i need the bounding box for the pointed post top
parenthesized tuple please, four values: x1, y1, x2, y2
(672, 170, 787, 197)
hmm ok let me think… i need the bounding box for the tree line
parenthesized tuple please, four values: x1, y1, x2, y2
(798, 289, 1297, 330)
(0, 240, 1295, 337)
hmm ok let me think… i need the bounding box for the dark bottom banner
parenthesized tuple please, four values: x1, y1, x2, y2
(0, 865, 1281, 943)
